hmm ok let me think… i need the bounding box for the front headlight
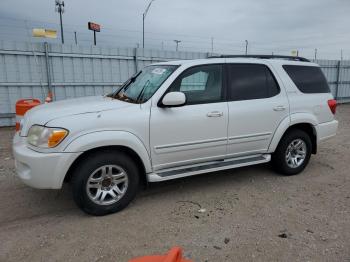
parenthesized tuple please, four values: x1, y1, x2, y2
(27, 125, 69, 148)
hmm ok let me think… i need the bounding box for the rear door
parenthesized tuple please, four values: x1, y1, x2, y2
(282, 64, 335, 123)
(226, 63, 289, 157)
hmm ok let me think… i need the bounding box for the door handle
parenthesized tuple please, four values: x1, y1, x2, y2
(273, 105, 286, 111)
(207, 111, 223, 117)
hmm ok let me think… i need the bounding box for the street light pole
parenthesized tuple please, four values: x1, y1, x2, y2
(341, 49, 343, 61)
(314, 48, 317, 60)
(142, 13, 145, 48)
(245, 40, 248, 55)
(142, 0, 155, 49)
(59, 10, 63, 43)
(55, 0, 65, 44)
(74, 31, 77, 45)
(174, 40, 181, 51)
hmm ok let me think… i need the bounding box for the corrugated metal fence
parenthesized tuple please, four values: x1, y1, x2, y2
(0, 41, 349, 126)
(315, 59, 350, 103)
(0, 41, 207, 126)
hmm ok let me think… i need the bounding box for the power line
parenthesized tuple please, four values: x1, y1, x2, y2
(1, 15, 349, 48)
(0, 16, 348, 59)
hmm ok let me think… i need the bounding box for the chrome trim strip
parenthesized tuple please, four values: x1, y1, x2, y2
(154, 137, 227, 150)
(228, 132, 272, 141)
(228, 137, 269, 145)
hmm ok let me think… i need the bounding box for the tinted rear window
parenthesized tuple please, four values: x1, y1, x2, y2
(283, 65, 330, 93)
(227, 64, 280, 101)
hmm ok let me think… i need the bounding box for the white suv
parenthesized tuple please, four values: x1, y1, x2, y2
(13, 55, 338, 215)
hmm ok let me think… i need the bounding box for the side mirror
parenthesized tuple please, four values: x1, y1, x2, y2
(161, 92, 186, 107)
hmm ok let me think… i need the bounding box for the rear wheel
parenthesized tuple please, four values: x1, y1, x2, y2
(271, 129, 312, 176)
(71, 150, 140, 215)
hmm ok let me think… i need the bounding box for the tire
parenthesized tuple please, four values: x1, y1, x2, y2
(271, 129, 312, 176)
(71, 150, 140, 216)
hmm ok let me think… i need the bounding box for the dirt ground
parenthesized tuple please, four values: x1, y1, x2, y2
(0, 105, 349, 262)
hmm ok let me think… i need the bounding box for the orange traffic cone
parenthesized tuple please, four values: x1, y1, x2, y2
(15, 99, 41, 131)
(45, 91, 53, 103)
(129, 247, 193, 262)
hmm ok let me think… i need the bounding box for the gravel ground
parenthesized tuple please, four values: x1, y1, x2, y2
(0, 105, 349, 262)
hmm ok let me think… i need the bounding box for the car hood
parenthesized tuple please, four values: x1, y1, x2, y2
(21, 96, 132, 135)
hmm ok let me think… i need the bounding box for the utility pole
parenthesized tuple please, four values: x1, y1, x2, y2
(245, 40, 248, 55)
(211, 37, 214, 53)
(314, 48, 317, 60)
(174, 40, 181, 51)
(142, 0, 155, 49)
(74, 31, 77, 45)
(161, 41, 164, 50)
(55, 0, 65, 44)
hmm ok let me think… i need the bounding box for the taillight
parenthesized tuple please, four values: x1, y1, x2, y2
(327, 99, 337, 114)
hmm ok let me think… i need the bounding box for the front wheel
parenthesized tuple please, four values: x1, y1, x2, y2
(71, 151, 140, 216)
(271, 129, 312, 176)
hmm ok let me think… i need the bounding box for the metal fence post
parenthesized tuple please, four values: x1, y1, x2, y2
(335, 60, 341, 100)
(44, 42, 52, 98)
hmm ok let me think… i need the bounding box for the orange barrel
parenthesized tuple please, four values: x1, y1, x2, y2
(129, 247, 193, 262)
(15, 99, 41, 131)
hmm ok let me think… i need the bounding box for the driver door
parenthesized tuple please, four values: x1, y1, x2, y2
(150, 64, 228, 171)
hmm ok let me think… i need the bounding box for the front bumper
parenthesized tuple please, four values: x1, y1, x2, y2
(12, 133, 80, 189)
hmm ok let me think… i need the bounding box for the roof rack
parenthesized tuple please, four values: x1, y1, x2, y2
(208, 54, 310, 62)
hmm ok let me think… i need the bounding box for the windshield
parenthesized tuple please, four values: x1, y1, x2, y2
(113, 65, 177, 103)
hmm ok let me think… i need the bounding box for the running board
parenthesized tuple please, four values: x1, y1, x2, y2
(147, 154, 271, 182)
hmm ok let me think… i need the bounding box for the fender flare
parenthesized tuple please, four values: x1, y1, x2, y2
(268, 113, 318, 153)
(63, 130, 152, 173)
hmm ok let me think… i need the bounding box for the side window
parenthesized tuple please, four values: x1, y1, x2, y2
(169, 64, 223, 104)
(228, 64, 280, 101)
(283, 65, 330, 93)
(266, 67, 280, 97)
(180, 71, 208, 91)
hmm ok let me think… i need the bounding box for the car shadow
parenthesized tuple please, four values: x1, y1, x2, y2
(139, 163, 276, 199)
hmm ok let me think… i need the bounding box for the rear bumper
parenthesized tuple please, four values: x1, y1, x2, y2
(12, 133, 80, 189)
(316, 120, 338, 142)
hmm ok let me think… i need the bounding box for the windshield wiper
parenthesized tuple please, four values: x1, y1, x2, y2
(121, 71, 142, 92)
(111, 71, 142, 99)
(136, 80, 151, 103)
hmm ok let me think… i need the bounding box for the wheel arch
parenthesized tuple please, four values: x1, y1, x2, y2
(62, 131, 152, 186)
(269, 115, 318, 154)
(64, 145, 148, 186)
(285, 123, 317, 154)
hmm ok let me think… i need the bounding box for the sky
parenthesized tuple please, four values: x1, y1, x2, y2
(0, 0, 349, 59)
